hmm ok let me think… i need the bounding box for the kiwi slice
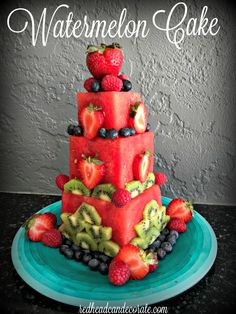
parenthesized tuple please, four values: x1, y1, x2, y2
(58, 223, 73, 241)
(75, 232, 98, 251)
(61, 212, 86, 234)
(161, 215, 170, 230)
(77, 202, 102, 225)
(152, 206, 167, 231)
(143, 173, 155, 190)
(85, 224, 112, 242)
(92, 184, 116, 202)
(130, 237, 149, 250)
(143, 200, 160, 220)
(64, 179, 90, 196)
(146, 227, 160, 246)
(135, 219, 153, 238)
(125, 181, 144, 198)
(98, 240, 120, 257)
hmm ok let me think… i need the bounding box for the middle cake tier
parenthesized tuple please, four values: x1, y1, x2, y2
(70, 132, 154, 189)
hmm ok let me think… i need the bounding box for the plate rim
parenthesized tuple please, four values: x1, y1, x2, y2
(11, 197, 218, 307)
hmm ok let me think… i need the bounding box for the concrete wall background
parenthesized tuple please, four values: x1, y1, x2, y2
(0, 0, 235, 204)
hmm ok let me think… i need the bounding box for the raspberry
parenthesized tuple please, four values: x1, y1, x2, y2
(118, 74, 129, 80)
(55, 174, 70, 191)
(167, 218, 186, 233)
(149, 257, 159, 273)
(41, 229, 62, 248)
(155, 172, 167, 185)
(108, 259, 130, 286)
(84, 77, 96, 91)
(101, 75, 123, 91)
(112, 189, 131, 207)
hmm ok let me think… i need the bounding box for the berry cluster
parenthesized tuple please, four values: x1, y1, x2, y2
(59, 236, 111, 275)
(97, 124, 151, 139)
(67, 124, 83, 136)
(84, 75, 132, 93)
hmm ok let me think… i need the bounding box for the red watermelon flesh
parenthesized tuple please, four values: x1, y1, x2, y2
(70, 132, 154, 189)
(78, 92, 141, 130)
(62, 184, 162, 247)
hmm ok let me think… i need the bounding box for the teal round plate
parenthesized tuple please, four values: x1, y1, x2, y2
(11, 196, 217, 306)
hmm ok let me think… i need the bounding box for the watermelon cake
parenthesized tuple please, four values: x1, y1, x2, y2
(25, 43, 193, 286)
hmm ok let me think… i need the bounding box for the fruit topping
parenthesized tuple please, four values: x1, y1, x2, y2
(112, 188, 131, 208)
(101, 75, 123, 91)
(88, 258, 100, 271)
(91, 81, 101, 92)
(167, 218, 186, 233)
(166, 198, 193, 222)
(169, 230, 179, 239)
(119, 127, 131, 137)
(129, 127, 136, 136)
(67, 124, 83, 136)
(85, 225, 112, 242)
(128, 102, 147, 134)
(108, 259, 130, 286)
(122, 80, 132, 91)
(143, 173, 155, 190)
(106, 128, 119, 139)
(156, 248, 166, 260)
(161, 241, 173, 253)
(133, 150, 151, 183)
(155, 172, 167, 186)
(41, 229, 62, 248)
(63, 178, 91, 196)
(77, 202, 102, 225)
(55, 174, 70, 191)
(143, 200, 159, 219)
(78, 156, 105, 189)
(86, 43, 124, 79)
(98, 128, 107, 138)
(125, 180, 144, 198)
(76, 232, 98, 251)
(149, 257, 159, 273)
(84, 77, 96, 92)
(118, 74, 129, 80)
(25, 213, 55, 242)
(80, 104, 104, 139)
(92, 183, 116, 202)
(98, 240, 120, 257)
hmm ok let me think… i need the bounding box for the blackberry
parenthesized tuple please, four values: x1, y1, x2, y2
(91, 81, 100, 92)
(119, 128, 131, 137)
(122, 80, 132, 91)
(98, 128, 106, 138)
(106, 128, 118, 139)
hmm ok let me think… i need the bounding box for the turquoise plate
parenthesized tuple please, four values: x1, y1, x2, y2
(11, 196, 217, 306)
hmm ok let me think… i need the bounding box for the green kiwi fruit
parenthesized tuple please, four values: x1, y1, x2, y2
(130, 237, 149, 250)
(152, 206, 167, 231)
(92, 184, 116, 202)
(146, 227, 160, 246)
(143, 173, 155, 190)
(125, 181, 144, 198)
(77, 202, 102, 225)
(143, 200, 160, 220)
(98, 240, 120, 257)
(75, 232, 98, 251)
(161, 215, 170, 230)
(58, 223, 74, 241)
(61, 212, 86, 234)
(135, 219, 153, 238)
(85, 224, 112, 242)
(64, 179, 90, 196)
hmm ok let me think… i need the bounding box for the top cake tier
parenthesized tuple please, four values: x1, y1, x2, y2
(77, 91, 142, 130)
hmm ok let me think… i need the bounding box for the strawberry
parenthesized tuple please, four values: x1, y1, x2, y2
(78, 156, 105, 189)
(25, 213, 55, 242)
(149, 257, 159, 273)
(133, 150, 151, 182)
(86, 43, 124, 79)
(101, 75, 123, 91)
(167, 218, 186, 233)
(112, 189, 131, 207)
(108, 259, 130, 286)
(128, 102, 148, 134)
(118, 73, 129, 80)
(44, 212, 57, 226)
(166, 198, 193, 222)
(115, 244, 156, 280)
(41, 229, 62, 248)
(155, 172, 167, 186)
(84, 77, 96, 91)
(80, 104, 104, 139)
(55, 174, 70, 191)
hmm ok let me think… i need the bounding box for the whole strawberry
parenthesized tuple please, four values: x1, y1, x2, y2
(108, 259, 130, 286)
(42, 229, 62, 248)
(25, 213, 55, 242)
(112, 189, 131, 208)
(167, 218, 186, 233)
(86, 43, 124, 79)
(166, 198, 193, 222)
(155, 172, 167, 186)
(55, 174, 70, 191)
(101, 75, 123, 91)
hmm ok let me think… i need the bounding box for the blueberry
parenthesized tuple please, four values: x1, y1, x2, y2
(73, 126, 83, 136)
(71, 244, 81, 252)
(149, 240, 161, 250)
(169, 230, 179, 239)
(93, 252, 101, 259)
(129, 128, 136, 136)
(88, 258, 100, 271)
(122, 80, 132, 91)
(64, 239, 73, 247)
(99, 262, 109, 275)
(157, 248, 166, 260)
(119, 128, 131, 137)
(161, 242, 173, 253)
(146, 123, 151, 132)
(64, 248, 74, 259)
(106, 128, 118, 139)
(98, 128, 106, 138)
(83, 249, 91, 255)
(59, 244, 70, 255)
(75, 250, 83, 261)
(67, 124, 76, 135)
(99, 254, 111, 264)
(161, 228, 170, 236)
(82, 253, 92, 265)
(167, 235, 176, 246)
(91, 81, 100, 92)
(158, 234, 166, 242)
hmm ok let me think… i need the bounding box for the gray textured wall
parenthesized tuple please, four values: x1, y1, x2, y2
(0, 0, 235, 205)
